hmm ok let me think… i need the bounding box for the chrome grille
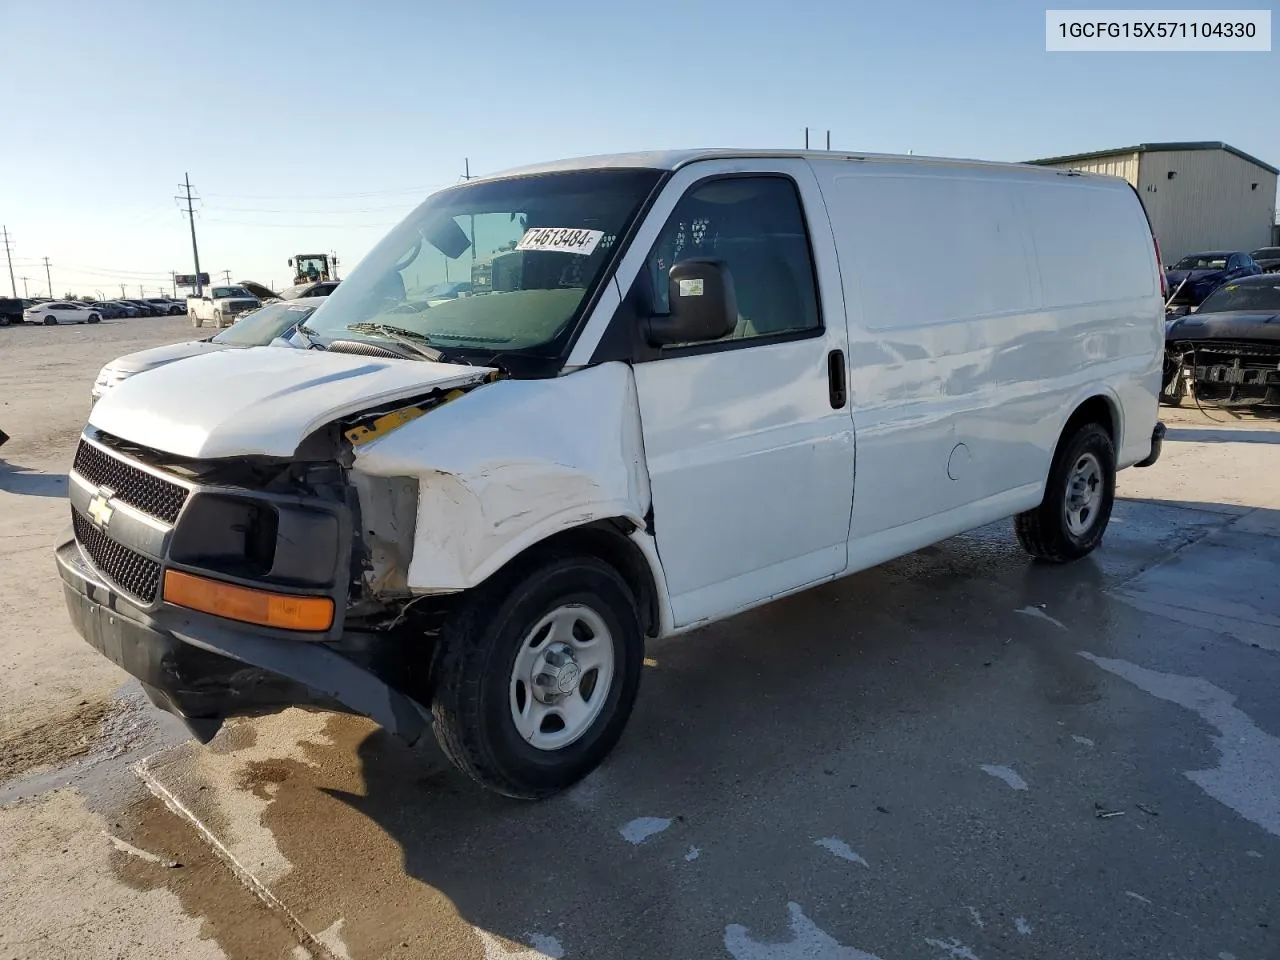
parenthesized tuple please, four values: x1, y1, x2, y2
(72, 510, 161, 603)
(73, 440, 189, 524)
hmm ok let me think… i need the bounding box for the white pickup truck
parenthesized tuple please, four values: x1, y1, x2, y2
(186, 285, 261, 328)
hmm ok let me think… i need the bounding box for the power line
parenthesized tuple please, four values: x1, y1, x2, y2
(1, 226, 14, 297)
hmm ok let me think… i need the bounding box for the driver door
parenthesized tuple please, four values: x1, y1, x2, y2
(619, 160, 855, 628)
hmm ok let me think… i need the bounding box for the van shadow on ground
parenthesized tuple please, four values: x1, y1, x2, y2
(0, 465, 68, 498)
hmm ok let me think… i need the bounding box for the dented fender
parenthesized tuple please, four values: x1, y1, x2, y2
(351, 362, 661, 601)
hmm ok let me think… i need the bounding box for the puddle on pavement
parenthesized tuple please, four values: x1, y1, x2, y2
(109, 789, 312, 960)
(0, 696, 115, 783)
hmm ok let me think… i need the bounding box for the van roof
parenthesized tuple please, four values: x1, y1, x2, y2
(485, 149, 1098, 182)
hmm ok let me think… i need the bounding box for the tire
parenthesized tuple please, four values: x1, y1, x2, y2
(191, 313, 203, 328)
(44, 315, 57, 325)
(1015, 422, 1116, 563)
(431, 551, 644, 799)
(0, 315, 10, 327)
(87, 314, 100, 324)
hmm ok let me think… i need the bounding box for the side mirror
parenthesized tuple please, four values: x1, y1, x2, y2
(646, 259, 737, 347)
(287, 258, 294, 267)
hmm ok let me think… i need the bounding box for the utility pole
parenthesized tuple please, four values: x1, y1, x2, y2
(177, 173, 203, 296)
(220, 269, 232, 284)
(170, 272, 177, 297)
(42, 257, 52, 298)
(463, 158, 476, 260)
(1, 226, 15, 297)
(19, 276, 31, 297)
(139, 285, 144, 297)
(119, 283, 127, 298)
(330, 250, 340, 280)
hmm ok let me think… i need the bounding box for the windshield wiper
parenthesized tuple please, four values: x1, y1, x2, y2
(293, 323, 325, 350)
(346, 322, 450, 362)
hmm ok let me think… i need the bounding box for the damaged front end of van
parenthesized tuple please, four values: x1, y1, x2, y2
(56, 360, 489, 745)
(55, 343, 657, 762)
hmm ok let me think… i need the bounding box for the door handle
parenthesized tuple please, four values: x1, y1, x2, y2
(827, 349, 847, 409)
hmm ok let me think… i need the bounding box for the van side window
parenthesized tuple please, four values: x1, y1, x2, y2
(645, 176, 821, 345)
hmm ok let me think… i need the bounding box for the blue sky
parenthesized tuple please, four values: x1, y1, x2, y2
(0, 0, 1276, 297)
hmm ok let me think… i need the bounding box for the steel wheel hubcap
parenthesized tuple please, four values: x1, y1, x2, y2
(1064, 452, 1103, 537)
(509, 604, 615, 751)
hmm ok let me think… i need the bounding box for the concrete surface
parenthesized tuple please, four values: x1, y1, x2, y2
(2, 314, 1279, 959)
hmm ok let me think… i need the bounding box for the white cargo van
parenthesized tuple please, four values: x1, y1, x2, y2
(58, 150, 1165, 798)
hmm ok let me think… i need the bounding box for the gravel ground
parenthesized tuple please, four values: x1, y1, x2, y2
(1, 315, 1278, 959)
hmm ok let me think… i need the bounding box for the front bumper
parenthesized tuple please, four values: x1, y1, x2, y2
(55, 532, 432, 744)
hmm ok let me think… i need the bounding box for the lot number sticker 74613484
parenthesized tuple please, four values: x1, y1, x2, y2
(515, 227, 605, 256)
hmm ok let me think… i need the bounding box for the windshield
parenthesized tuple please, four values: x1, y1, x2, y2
(1172, 254, 1229, 270)
(304, 169, 663, 363)
(211, 301, 317, 345)
(1196, 280, 1280, 314)
(211, 286, 253, 299)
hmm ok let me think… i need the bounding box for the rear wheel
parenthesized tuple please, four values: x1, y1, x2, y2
(191, 313, 202, 328)
(431, 551, 644, 799)
(44, 315, 57, 325)
(87, 313, 100, 324)
(1015, 422, 1116, 563)
(0, 315, 10, 327)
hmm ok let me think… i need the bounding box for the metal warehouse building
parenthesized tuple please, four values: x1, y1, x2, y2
(1031, 141, 1278, 265)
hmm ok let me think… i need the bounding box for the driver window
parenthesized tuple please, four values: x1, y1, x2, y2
(645, 176, 821, 343)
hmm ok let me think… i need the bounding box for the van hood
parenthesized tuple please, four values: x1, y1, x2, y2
(88, 346, 493, 459)
(105, 339, 231, 375)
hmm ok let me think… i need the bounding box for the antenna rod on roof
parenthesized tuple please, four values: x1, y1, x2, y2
(804, 127, 809, 149)
(826, 130, 830, 150)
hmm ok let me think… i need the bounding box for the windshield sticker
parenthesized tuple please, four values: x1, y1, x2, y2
(516, 227, 604, 256)
(678, 278, 704, 297)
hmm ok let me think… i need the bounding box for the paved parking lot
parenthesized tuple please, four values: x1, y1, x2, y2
(1, 316, 1278, 959)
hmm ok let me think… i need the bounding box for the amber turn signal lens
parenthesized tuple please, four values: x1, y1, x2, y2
(163, 570, 334, 632)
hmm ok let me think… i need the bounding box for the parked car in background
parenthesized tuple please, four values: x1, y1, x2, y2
(108, 300, 141, 317)
(1165, 250, 1263, 312)
(277, 279, 341, 301)
(24, 301, 101, 325)
(1162, 274, 1280, 406)
(120, 299, 157, 316)
(145, 297, 185, 316)
(1250, 247, 1280, 273)
(186, 284, 261, 328)
(0, 297, 23, 326)
(91, 297, 324, 401)
(88, 302, 128, 320)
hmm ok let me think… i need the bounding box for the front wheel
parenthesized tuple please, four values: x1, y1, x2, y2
(431, 552, 644, 799)
(44, 315, 57, 325)
(191, 313, 203, 328)
(1015, 422, 1116, 563)
(87, 314, 100, 324)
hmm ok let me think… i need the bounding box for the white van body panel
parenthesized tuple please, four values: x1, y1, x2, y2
(352, 362, 659, 599)
(805, 158, 1162, 563)
(87, 347, 491, 459)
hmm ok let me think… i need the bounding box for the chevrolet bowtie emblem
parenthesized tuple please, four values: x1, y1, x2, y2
(87, 490, 115, 528)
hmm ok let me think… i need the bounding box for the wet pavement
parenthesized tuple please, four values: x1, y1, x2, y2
(134, 422, 1280, 960)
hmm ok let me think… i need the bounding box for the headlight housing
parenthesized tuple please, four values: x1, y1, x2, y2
(92, 365, 131, 399)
